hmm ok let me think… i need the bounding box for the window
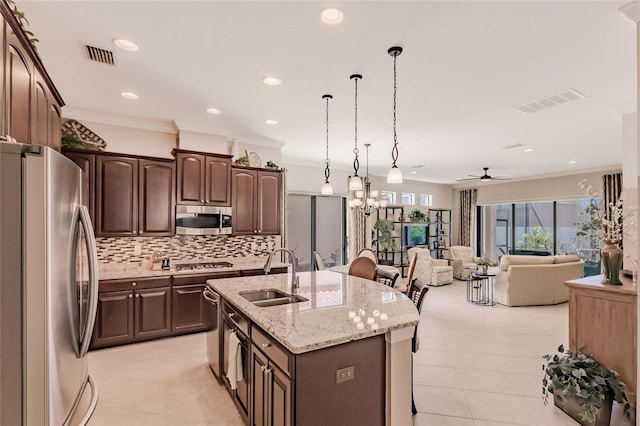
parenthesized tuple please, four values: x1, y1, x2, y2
(420, 194, 433, 207)
(381, 191, 396, 204)
(401, 193, 415, 205)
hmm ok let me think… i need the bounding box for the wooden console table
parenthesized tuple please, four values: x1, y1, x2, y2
(565, 275, 637, 405)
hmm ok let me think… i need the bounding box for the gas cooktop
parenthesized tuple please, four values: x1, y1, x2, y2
(174, 261, 234, 271)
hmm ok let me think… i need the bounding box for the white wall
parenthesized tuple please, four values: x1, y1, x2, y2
(284, 163, 352, 195)
(622, 112, 638, 266)
(177, 130, 228, 154)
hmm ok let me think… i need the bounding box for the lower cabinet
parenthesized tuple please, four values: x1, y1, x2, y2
(91, 276, 172, 349)
(172, 284, 207, 333)
(251, 345, 293, 426)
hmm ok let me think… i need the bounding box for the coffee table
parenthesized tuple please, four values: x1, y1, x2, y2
(466, 272, 496, 306)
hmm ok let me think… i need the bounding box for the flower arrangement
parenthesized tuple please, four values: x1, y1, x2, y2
(474, 257, 494, 267)
(578, 180, 636, 244)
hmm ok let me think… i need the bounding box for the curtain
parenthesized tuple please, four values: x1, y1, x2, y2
(348, 195, 366, 263)
(602, 173, 622, 241)
(459, 189, 477, 248)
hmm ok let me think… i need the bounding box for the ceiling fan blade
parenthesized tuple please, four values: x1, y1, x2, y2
(467, 174, 481, 178)
(455, 177, 480, 181)
(491, 177, 512, 180)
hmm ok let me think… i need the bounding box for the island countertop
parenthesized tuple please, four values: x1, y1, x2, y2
(207, 270, 419, 354)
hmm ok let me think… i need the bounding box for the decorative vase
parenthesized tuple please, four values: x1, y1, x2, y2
(481, 264, 488, 274)
(552, 388, 613, 426)
(601, 239, 623, 285)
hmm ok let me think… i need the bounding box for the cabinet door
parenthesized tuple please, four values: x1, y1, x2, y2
(251, 346, 269, 426)
(49, 101, 62, 151)
(258, 171, 281, 235)
(176, 153, 205, 205)
(6, 35, 32, 144)
(134, 287, 171, 340)
(95, 155, 138, 237)
(267, 365, 292, 426)
(65, 151, 95, 222)
(232, 168, 258, 235)
(172, 284, 207, 334)
(91, 290, 134, 349)
(32, 80, 48, 147)
(205, 155, 231, 206)
(139, 159, 175, 236)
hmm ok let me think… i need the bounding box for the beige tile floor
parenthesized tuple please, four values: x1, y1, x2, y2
(87, 279, 631, 426)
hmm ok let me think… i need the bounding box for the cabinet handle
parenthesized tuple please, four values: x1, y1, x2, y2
(135, 294, 140, 298)
(265, 367, 272, 374)
(128, 294, 133, 299)
(254, 230, 258, 234)
(262, 343, 271, 348)
(261, 365, 266, 372)
(258, 230, 262, 233)
(131, 282, 137, 287)
(228, 312, 236, 318)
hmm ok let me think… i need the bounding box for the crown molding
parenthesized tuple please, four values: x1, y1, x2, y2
(619, 1, 640, 23)
(62, 108, 178, 133)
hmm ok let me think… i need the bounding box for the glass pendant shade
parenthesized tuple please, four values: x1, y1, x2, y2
(387, 165, 403, 184)
(349, 175, 363, 191)
(321, 182, 333, 195)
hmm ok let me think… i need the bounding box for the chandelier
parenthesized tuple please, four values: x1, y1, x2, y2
(349, 144, 387, 216)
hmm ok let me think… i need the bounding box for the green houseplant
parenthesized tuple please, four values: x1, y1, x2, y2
(373, 219, 398, 265)
(542, 345, 630, 425)
(517, 225, 552, 252)
(408, 208, 426, 222)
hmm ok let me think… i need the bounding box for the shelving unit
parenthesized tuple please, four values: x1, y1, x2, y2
(427, 209, 451, 259)
(374, 206, 407, 277)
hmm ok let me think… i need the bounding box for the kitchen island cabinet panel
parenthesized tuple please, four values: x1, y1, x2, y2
(135, 287, 171, 340)
(139, 159, 175, 236)
(95, 155, 138, 237)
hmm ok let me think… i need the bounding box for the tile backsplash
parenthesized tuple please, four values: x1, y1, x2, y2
(97, 235, 281, 265)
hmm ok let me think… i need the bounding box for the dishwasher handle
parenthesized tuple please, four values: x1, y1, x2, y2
(203, 287, 219, 305)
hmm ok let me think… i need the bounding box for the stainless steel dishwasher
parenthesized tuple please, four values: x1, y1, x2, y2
(203, 285, 222, 379)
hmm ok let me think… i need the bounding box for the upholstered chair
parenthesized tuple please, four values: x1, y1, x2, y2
(448, 245, 477, 280)
(407, 247, 453, 287)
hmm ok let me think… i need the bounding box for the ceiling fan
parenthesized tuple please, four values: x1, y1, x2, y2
(456, 167, 511, 182)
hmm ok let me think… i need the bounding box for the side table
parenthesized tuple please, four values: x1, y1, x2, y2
(466, 273, 496, 306)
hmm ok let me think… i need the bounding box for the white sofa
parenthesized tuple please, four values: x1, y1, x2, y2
(494, 254, 584, 306)
(407, 247, 453, 287)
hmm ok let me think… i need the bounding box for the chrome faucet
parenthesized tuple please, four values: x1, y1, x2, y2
(264, 248, 299, 292)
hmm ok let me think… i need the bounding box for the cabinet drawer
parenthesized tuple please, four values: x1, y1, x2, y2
(99, 276, 171, 292)
(252, 326, 293, 377)
(222, 300, 250, 336)
(173, 271, 241, 286)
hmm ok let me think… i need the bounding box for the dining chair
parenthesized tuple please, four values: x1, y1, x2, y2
(407, 278, 429, 415)
(375, 268, 400, 288)
(348, 257, 377, 281)
(356, 248, 378, 264)
(404, 254, 418, 295)
(313, 251, 325, 271)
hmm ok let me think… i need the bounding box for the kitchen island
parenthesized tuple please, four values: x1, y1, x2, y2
(208, 270, 419, 426)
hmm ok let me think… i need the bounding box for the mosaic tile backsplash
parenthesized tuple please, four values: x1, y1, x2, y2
(97, 235, 281, 265)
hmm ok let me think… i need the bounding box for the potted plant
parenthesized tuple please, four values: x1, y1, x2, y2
(408, 208, 426, 223)
(373, 219, 398, 265)
(474, 257, 494, 274)
(542, 345, 630, 426)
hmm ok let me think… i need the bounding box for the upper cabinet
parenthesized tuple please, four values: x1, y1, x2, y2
(232, 167, 281, 235)
(138, 159, 175, 236)
(174, 150, 232, 206)
(1, 4, 64, 149)
(96, 155, 139, 237)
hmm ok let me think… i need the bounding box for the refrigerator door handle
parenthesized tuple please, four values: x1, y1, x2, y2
(77, 205, 98, 358)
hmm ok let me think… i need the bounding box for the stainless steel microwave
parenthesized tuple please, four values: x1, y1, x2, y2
(175, 206, 232, 235)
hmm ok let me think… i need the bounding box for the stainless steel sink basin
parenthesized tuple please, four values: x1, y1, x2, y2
(239, 288, 308, 307)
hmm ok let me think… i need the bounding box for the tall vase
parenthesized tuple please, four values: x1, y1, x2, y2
(601, 239, 623, 285)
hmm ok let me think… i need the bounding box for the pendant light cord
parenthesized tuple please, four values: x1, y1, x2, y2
(352, 75, 360, 176)
(391, 53, 399, 167)
(324, 95, 331, 183)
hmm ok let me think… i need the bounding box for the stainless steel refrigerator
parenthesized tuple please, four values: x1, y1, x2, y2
(0, 142, 99, 425)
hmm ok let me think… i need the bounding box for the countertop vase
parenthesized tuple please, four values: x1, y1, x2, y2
(601, 239, 623, 285)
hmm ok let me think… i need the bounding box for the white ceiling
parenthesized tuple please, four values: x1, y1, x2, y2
(20, 1, 636, 184)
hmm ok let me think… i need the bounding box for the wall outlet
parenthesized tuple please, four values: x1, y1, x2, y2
(133, 244, 142, 255)
(336, 366, 355, 384)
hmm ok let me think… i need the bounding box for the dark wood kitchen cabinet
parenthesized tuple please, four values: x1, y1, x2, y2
(174, 150, 232, 206)
(232, 167, 281, 235)
(91, 276, 172, 349)
(95, 155, 138, 237)
(139, 159, 175, 236)
(0, 5, 64, 149)
(64, 150, 95, 220)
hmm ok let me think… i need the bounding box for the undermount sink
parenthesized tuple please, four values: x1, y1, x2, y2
(240, 288, 308, 307)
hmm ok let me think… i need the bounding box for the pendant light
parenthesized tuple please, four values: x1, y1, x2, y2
(348, 74, 364, 191)
(387, 46, 403, 184)
(350, 144, 386, 215)
(320, 94, 334, 195)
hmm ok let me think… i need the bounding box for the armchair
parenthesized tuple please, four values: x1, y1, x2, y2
(448, 245, 477, 280)
(407, 247, 453, 287)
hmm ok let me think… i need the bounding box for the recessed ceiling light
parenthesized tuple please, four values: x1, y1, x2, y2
(262, 77, 282, 86)
(120, 91, 139, 100)
(265, 119, 278, 125)
(568, 160, 577, 164)
(206, 108, 221, 115)
(113, 38, 138, 52)
(321, 8, 343, 24)
(410, 171, 417, 174)
(524, 148, 533, 152)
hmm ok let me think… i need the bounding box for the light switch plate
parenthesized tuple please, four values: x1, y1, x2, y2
(336, 366, 355, 384)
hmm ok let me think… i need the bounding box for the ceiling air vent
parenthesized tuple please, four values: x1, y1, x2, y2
(82, 43, 117, 66)
(502, 143, 525, 150)
(514, 89, 585, 115)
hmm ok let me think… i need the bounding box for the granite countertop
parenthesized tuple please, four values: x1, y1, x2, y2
(98, 257, 288, 280)
(208, 270, 419, 354)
